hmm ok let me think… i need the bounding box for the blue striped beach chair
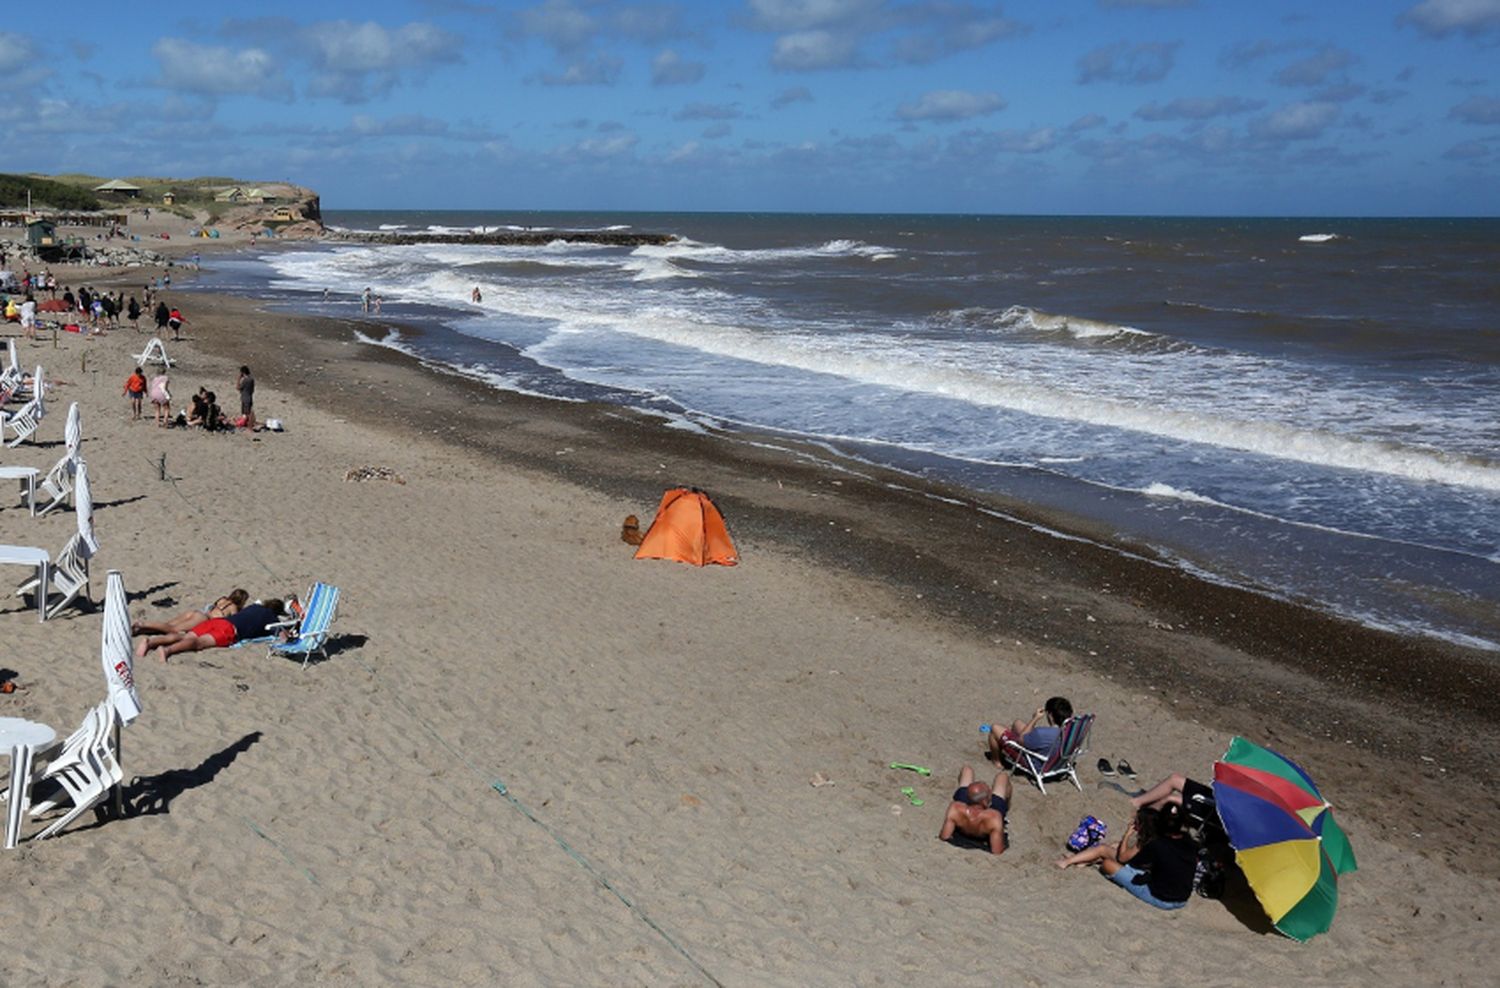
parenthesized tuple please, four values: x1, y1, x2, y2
(268, 582, 341, 669)
(1000, 713, 1095, 795)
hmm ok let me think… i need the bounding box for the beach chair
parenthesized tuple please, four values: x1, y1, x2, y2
(134, 337, 172, 369)
(268, 582, 341, 669)
(36, 404, 82, 515)
(6, 461, 97, 620)
(26, 701, 123, 841)
(1, 571, 140, 844)
(1000, 713, 1095, 794)
(0, 341, 22, 393)
(1, 367, 45, 447)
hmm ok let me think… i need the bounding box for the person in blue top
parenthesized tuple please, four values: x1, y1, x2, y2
(986, 695, 1072, 769)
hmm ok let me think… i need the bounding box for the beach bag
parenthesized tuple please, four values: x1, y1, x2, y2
(1066, 815, 1109, 852)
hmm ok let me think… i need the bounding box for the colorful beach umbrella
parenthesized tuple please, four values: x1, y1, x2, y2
(1212, 737, 1357, 942)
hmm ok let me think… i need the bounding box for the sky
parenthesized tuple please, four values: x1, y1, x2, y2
(3, 0, 1499, 215)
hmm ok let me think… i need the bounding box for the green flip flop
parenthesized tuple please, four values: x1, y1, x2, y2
(889, 762, 932, 776)
(900, 786, 924, 806)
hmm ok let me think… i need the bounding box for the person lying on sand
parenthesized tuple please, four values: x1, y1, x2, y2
(1131, 772, 1217, 824)
(987, 695, 1072, 767)
(131, 589, 249, 637)
(1055, 803, 1196, 911)
(136, 598, 284, 663)
(938, 765, 1011, 855)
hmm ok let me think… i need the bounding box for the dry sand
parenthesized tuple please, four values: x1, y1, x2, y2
(0, 247, 1494, 986)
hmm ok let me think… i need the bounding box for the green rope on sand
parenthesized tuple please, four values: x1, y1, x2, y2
(352, 658, 723, 987)
(243, 817, 318, 886)
(490, 780, 725, 988)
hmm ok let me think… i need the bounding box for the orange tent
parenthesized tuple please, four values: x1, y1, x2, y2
(634, 488, 739, 566)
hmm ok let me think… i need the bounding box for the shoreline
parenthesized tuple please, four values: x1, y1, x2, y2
(176, 279, 1500, 865)
(3, 253, 1494, 983)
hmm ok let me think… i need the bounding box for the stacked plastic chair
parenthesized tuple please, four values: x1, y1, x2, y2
(2, 365, 46, 447)
(28, 571, 141, 840)
(37, 402, 82, 516)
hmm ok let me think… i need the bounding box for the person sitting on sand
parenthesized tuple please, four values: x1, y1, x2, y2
(937, 765, 1011, 855)
(1056, 803, 1196, 910)
(987, 695, 1073, 768)
(136, 598, 284, 663)
(132, 590, 249, 637)
(1131, 772, 1217, 822)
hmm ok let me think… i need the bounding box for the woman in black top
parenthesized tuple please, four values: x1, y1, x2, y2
(1057, 803, 1196, 910)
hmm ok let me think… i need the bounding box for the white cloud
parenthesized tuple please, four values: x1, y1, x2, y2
(748, 0, 884, 32)
(537, 54, 624, 85)
(652, 49, 705, 85)
(771, 86, 814, 109)
(151, 38, 292, 99)
(1135, 96, 1263, 120)
(1450, 94, 1500, 123)
(1077, 41, 1179, 84)
(1250, 100, 1340, 141)
(0, 31, 37, 73)
(896, 89, 1005, 122)
(1401, 0, 1500, 38)
(772, 30, 860, 70)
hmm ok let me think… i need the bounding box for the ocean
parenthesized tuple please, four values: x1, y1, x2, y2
(194, 212, 1500, 650)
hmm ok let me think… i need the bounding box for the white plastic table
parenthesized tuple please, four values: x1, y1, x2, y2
(0, 716, 57, 848)
(0, 465, 38, 515)
(0, 545, 48, 621)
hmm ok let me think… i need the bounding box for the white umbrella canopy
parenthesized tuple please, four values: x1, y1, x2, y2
(101, 570, 141, 725)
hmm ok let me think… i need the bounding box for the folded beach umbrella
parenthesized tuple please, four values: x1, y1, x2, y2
(1213, 737, 1357, 942)
(101, 570, 141, 725)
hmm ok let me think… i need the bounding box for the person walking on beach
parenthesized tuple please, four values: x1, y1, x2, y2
(237, 365, 256, 431)
(168, 306, 185, 340)
(154, 300, 170, 335)
(124, 366, 146, 421)
(127, 295, 141, 331)
(938, 765, 1011, 855)
(19, 294, 36, 341)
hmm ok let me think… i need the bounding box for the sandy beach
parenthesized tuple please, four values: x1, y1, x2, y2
(0, 242, 1494, 986)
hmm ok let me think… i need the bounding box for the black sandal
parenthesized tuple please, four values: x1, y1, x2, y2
(1097, 758, 1116, 777)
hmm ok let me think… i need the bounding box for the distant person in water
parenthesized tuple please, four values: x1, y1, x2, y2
(471, 285, 483, 303)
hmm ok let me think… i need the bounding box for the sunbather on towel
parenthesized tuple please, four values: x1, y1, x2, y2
(137, 598, 284, 663)
(938, 765, 1011, 855)
(131, 589, 249, 636)
(987, 695, 1073, 768)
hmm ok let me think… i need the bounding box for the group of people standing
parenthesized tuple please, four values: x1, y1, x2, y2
(123, 364, 255, 431)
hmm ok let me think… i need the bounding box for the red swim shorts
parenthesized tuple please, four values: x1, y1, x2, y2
(191, 618, 236, 647)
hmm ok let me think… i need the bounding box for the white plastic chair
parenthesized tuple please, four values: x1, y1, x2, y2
(6, 460, 97, 620)
(36, 404, 82, 516)
(0, 340, 20, 391)
(1, 366, 45, 447)
(134, 337, 172, 369)
(28, 701, 122, 840)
